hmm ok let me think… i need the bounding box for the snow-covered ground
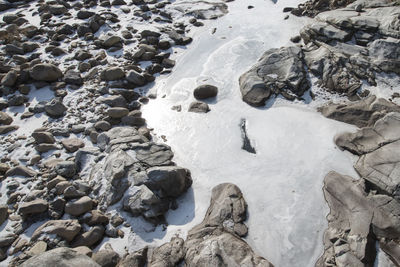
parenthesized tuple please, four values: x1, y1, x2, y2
(138, 0, 360, 266)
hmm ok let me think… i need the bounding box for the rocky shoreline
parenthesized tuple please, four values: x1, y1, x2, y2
(0, 0, 399, 266)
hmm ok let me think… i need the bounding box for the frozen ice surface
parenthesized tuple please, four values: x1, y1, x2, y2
(141, 0, 359, 266)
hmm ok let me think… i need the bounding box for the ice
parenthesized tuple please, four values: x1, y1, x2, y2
(140, 0, 359, 266)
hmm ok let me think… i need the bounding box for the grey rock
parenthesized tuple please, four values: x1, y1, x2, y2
(72, 225, 105, 248)
(30, 64, 63, 82)
(126, 70, 146, 86)
(319, 96, 400, 128)
(55, 160, 77, 178)
(65, 196, 93, 216)
(32, 220, 81, 242)
(1, 70, 17, 87)
(149, 237, 184, 267)
(19, 199, 48, 216)
(45, 98, 67, 118)
(101, 67, 125, 81)
(61, 138, 85, 153)
(117, 248, 147, 267)
(0, 111, 12, 125)
(188, 101, 210, 113)
(5, 166, 37, 177)
(107, 107, 129, 119)
(64, 70, 83, 86)
(0, 125, 18, 134)
(32, 131, 55, 144)
(92, 249, 120, 267)
(239, 46, 308, 106)
(20, 247, 100, 267)
(193, 84, 218, 100)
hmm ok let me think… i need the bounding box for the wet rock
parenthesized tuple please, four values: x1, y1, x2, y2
(32, 220, 81, 242)
(193, 84, 218, 100)
(30, 64, 63, 82)
(65, 196, 93, 216)
(19, 199, 48, 216)
(20, 247, 100, 267)
(188, 101, 210, 113)
(62, 138, 85, 153)
(239, 46, 308, 106)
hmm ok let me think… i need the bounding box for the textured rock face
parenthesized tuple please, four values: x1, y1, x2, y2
(239, 46, 309, 106)
(319, 96, 400, 128)
(29, 63, 63, 82)
(31, 220, 81, 242)
(20, 247, 100, 267)
(184, 183, 273, 267)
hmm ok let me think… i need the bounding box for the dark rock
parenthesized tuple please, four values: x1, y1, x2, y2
(45, 98, 67, 118)
(193, 84, 218, 100)
(188, 101, 210, 113)
(30, 64, 63, 82)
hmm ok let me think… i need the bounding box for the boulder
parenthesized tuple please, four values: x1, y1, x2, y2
(188, 101, 210, 113)
(20, 247, 100, 267)
(30, 64, 63, 82)
(239, 46, 309, 106)
(19, 199, 48, 216)
(32, 220, 81, 242)
(65, 196, 93, 216)
(193, 84, 218, 99)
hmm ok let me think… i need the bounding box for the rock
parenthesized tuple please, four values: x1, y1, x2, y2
(72, 225, 105, 248)
(5, 166, 37, 177)
(369, 39, 400, 74)
(184, 183, 272, 266)
(49, 4, 67, 15)
(62, 138, 85, 152)
(193, 84, 218, 100)
(149, 237, 184, 266)
(55, 160, 77, 178)
(65, 196, 93, 216)
(49, 198, 66, 219)
(32, 220, 81, 242)
(85, 210, 109, 226)
(319, 96, 400, 128)
(19, 199, 48, 216)
(144, 166, 192, 197)
(45, 98, 67, 118)
(27, 241, 47, 256)
(335, 112, 400, 155)
(239, 46, 308, 106)
(77, 10, 95, 19)
(300, 22, 352, 44)
(126, 70, 146, 86)
(102, 35, 122, 48)
(101, 67, 125, 81)
(107, 107, 129, 119)
(117, 248, 147, 267)
(0, 205, 8, 225)
(64, 70, 83, 86)
(92, 249, 120, 267)
(0, 111, 12, 125)
(188, 101, 210, 113)
(1, 70, 17, 87)
(0, 125, 19, 134)
(73, 246, 93, 257)
(99, 95, 127, 107)
(32, 131, 55, 144)
(20, 247, 100, 267)
(123, 185, 167, 219)
(30, 64, 63, 82)
(94, 121, 112, 131)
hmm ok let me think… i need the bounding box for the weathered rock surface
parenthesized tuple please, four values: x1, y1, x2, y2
(30, 64, 63, 82)
(31, 220, 81, 242)
(20, 247, 100, 267)
(239, 46, 309, 106)
(184, 183, 273, 266)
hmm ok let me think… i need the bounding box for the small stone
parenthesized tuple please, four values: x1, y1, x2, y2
(0, 111, 13, 125)
(188, 101, 210, 113)
(193, 84, 218, 100)
(61, 138, 85, 153)
(55, 161, 77, 178)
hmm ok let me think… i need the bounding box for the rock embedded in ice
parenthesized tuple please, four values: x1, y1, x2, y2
(188, 101, 210, 113)
(193, 84, 218, 100)
(239, 46, 309, 106)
